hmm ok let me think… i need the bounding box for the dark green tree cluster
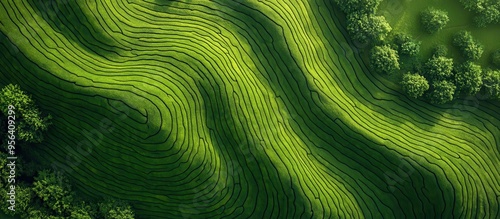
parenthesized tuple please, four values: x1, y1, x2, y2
(424, 56, 454, 81)
(432, 45, 448, 57)
(483, 69, 500, 99)
(370, 45, 400, 74)
(0, 166, 136, 219)
(0, 84, 135, 218)
(0, 84, 51, 143)
(420, 7, 449, 33)
(336, 0, 381, 14)
(333, 0, 391, 44)
(453, 31, 484, 61)
(428, 80, 456, 104)
(347, 13, 392, 44)
(98, 199, 135, 219)
(394, 34, 421, 57)
(454, 62, 483, 95)
(460, 0, 500, 26)
(423, 55, 456, 103)
(401, 73, 430, 99)
(333, 1, 500, 104)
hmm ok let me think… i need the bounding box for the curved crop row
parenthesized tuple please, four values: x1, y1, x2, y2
(0, 0, 499, 218)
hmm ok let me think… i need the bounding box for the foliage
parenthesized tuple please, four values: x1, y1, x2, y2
(0, 128, 135, 219)
(482, 69, 500, 99)
(424, 56, 454, 81)
(400, 41, 420, 57)
(428, 80, 456, 104)
(347, 12, 392, 44)
(454, 62, 483, 96)
(394, 34, 420, 57)
(401, 73, 430, 99)
(370, 45, 400, 74)
(491, 50, 500, 68)
(0, 84, 52, 143)
(335, 0, 382, 14)
(26, 206, 64, 219)
(15, 184, 34, 214)
(69, 203, 95, 219)
(453, 31, 484, 61)
(0, 153, 8, 186)
(99, 199, 135, 219)
(32, 170, 74, 216)
(420, 8, 449, 33)
(432, 45, 448, 57)
(459, 0, 500, 26)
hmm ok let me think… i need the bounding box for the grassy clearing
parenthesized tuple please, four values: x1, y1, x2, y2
(379, 0, 500, 66)
(0, 0, 499, 218)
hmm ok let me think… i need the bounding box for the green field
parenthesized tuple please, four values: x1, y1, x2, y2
(1, 0, 500, 218)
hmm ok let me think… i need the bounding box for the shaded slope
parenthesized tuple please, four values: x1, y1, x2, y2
(0, 0, 499, 218)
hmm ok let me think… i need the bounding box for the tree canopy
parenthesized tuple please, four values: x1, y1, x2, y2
(0, 84, 136, 218)
(0, 84, 52, 143)
(454, 62, 483, 96)
(424, 56, 454, 81)
(370, 45, 400, 74)
(459, 0, 500, 26)
(421, 8, 449, 33)
(453, 31, 484, 61)
(347, 13, 392, 44)
(429, 80, 456, 104)
(432, 45, 448, 57)
(482, 69, 500, 99)
(33, 170, 74, 215)
(99, 199, 135, 219)
(335, 0, 382, 14)
(401, 73, 430, 99)
(394, 34, 421, 57)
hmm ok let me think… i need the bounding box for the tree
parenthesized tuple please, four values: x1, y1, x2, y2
(26, 206, 64, 219)
(32, 170, 74, 216)
(428, 80, 456, 104)
(459, 0, 500, 26)
(370, 45, 400, 74)
(0, 84, 52, 143)
(394, 33, 420, 57)
(432, 45, 448, 57)
(15, 184, 34, 214)
(335, 0, 382, 14)
(474, 8, 500, 27)
(492, 50, 500, 68)
(454, 62, 483, 95)
(453, 31, 484, 61)
(99, 199, 135, 219)
(482, 69, 500, 99)
(70, 203, 94, 219)
(401, 73, 430, 99)
(424, 56, 454, 81)
(421, 8, 449, 33)
(400, 41, 420, 57)
(347, 13, 392, 44)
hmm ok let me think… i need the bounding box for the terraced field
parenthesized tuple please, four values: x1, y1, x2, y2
(1, 0, 500, 218)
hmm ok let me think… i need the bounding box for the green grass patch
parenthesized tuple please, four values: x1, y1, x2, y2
(379, 0, 500, 66)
